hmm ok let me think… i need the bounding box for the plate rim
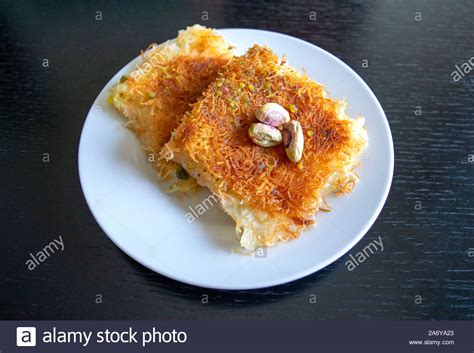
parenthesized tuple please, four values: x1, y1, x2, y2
(78, 28, 394, 290)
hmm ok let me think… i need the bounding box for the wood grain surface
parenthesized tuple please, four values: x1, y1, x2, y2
(0, 0, 473, 320)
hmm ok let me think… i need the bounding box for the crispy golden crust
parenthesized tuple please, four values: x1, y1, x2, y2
(110, 25, 233, 188)
(166, 45, 366, 223)
(121, 56, 229, 169)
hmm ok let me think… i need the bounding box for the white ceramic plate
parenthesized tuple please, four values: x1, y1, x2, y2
(78, 29, 394, 290)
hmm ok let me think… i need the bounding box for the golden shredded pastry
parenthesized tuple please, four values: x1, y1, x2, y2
(165, 45, 367, 249)
(110, 25, 234, 191)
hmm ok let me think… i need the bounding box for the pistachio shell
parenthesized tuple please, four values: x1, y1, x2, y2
(282, 121, 304, 162)
(256, 103, 290, 127)
(248, 123, 282, 147)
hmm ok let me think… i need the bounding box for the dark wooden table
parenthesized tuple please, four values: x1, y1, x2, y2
(1, 0, 473, 320)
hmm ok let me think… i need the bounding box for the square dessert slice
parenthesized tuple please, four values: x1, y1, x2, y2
(165, 45, 367, 249)
(110, 25, 234, 191)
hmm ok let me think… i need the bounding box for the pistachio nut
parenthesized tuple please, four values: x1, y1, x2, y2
(256, 103, 290, 127)
(282, 121, 304, 163)
(248, 123, 282, 147)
